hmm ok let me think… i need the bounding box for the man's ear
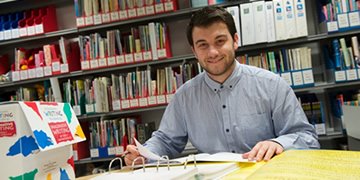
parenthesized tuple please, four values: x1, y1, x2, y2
(233, 33, 239, 49)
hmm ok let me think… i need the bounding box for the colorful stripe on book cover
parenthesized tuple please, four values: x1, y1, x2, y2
(18, 101, 86, 151)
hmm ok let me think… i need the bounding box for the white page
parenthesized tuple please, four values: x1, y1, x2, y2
(134, 138, 163, 161)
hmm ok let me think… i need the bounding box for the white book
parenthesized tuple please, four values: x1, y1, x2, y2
(283, 0, 297, 39)
(273, 0, 287, 41)
(341, 0, 349, 13)
(294, 0, 308, 37)
(265, 1, 276, 42)
(253, 1, 267, 43)
(226, 6, 242, 47)
(148, 22, 158, 60)
(240, 3, 256, 45)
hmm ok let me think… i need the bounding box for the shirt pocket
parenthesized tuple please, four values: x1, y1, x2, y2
(237, 112, 275, 146)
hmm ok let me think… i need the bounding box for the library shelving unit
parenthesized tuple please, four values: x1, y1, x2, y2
(0, 0, 359, 176)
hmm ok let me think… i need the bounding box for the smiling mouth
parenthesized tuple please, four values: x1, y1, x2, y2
(207, 56, 224, 63)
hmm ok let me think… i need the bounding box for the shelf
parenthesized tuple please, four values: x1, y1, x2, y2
(77, 105, 167, 120)
(75, 157, 114, 165)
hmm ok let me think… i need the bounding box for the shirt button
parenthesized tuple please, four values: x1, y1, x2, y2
(222, 105, 226, 109)
(220, 85, 224, 89)
(214, 89, 217, 91)
(231, 150, 235, 153)
(226, 129, 229, 132)
(229, 85, 232, 88)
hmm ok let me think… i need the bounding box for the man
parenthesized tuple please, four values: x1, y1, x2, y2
(125, 6, 319, 165)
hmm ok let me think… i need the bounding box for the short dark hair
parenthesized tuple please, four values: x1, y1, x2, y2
(186, 6, 237, 47)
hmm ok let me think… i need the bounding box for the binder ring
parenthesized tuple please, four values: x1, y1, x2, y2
(184, 154, 197, 169)
(156, 155, 170, 172)
(132, 156, 146, 173)
(108, 157, 123, 172)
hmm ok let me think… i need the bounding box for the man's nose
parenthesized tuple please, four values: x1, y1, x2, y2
(208, 46, 219, 58)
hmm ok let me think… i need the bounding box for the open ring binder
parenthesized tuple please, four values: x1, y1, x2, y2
(156, 155, 170, 172)
(184, 154, 197, 169)
(132, 156, 146, 173)
(108, 157, 123, 172)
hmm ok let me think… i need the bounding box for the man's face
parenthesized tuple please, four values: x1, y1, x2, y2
(191, 21, 238, 83)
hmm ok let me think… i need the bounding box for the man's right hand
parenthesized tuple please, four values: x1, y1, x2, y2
(124, 145, 145, 166)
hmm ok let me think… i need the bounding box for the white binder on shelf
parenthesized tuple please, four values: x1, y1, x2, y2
(294, 0, 308, 37)
(226, 6, 242, 47)
(283, 0, 297, 39)
(252, 1, 267, 43)
(265, 1, 276, 42)
(240, 3, 256, 45)
(273, 0, 287, 41)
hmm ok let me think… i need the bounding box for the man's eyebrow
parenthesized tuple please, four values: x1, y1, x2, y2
(194, 34, 228, 45)
(194, 39, 206, 45)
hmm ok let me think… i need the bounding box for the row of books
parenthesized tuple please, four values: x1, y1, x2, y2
(0, 5, 58, 41)
(11, 37, 81, 82)
(191, 0, 225, 8)
(298, 95, 326, 135)
(62, 61, 203, 116)
(320, 0, 360, 33)
(236, 46, 314, 88)
(325, 36, 360, 82)
(3, 80, 54, 102)
(74, 0, 178, 27)
(235, 0, 308, 46)
(78, 22, 171, 71)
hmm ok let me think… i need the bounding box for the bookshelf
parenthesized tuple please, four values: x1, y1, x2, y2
(0, 0, 359, 176)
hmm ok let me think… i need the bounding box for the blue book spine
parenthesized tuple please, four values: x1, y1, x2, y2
(332, 39, 342, 70)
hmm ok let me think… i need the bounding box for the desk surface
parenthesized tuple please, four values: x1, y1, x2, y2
(77, 150, 360, 180)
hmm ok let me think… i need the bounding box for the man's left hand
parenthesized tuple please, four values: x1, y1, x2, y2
(242, 140, 283, 162)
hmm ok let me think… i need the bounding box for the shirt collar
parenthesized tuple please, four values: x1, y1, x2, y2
(204, 60, 242, 93)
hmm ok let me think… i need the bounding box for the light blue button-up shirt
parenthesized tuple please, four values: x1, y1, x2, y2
(145, 61, 320, 158)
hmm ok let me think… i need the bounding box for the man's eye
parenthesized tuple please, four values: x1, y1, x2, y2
(217, 39, 225, 45)
(198, 44, 208, 48)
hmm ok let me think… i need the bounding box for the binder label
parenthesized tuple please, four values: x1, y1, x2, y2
(130, 99, 139, 108)
(349, 11, 360, 27)
(335, 70, 346, 81)
(281, 72, 292, 86)
(143, 51, 152, 61)
(125, 54, 134, 63)
(108, 147, 116, 155)
(19, 28, 27, 37)
(90, 148, 99, 158)
(85, 104, 95, 113)
(4, 30, 12, 40)
(346, 69, 357, 80)
(20, 70, 28, 80)
(135, 52, 143, 62)
(27, 26, 35, 36)
(12, 71, 20, 81)
(0, 31, 4, 40)
(128, 8, 137, 18)
(36, 67, 44, 78)
(146, 5, 155, 15)
(116, 55, 125, 64)
(94, 14, 102, 25)
(357, 68, 360, 79)
(155, 3, 165, 13)
(35, 24, 44, 34)
(76, 17, 85, 27)
(44, 66, 52, 76)
(52, 62, 60, 72)
(158, 49, 167, 59)
(60, 64, 69, 73)
(73, 105, 81, 116)
(121, 100, 130, 109)
(102, 13, 111, 23)
(11, 29, 19, 39)
(85, 16, 94, 26)
(139, 98, 148, 107)
(28, 68, 36, 79)
(90, 59, 99, 69)
(81, 61, 90, 70)
(315, 123, 326, 135)
(164, 2, 174, 12)
(115, 146, 124, 155)
(119, 10, 128, 20)
(137, 7, 146, 17)
(327, 21, 339, 32)
(107, 57, 116, 66)
(292, 71, 304, 86)
(0, 121, 16, 138)
(99, 58, 107, 67)
(110, 11, 120, 21)
(337, 13, 350, 28)
(157, 95, 166, 104)
(166, 94, 174, 103)
(112, 100, 121, 111)
(302, 69, 314, 84)
(148, 96, 157, 105)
